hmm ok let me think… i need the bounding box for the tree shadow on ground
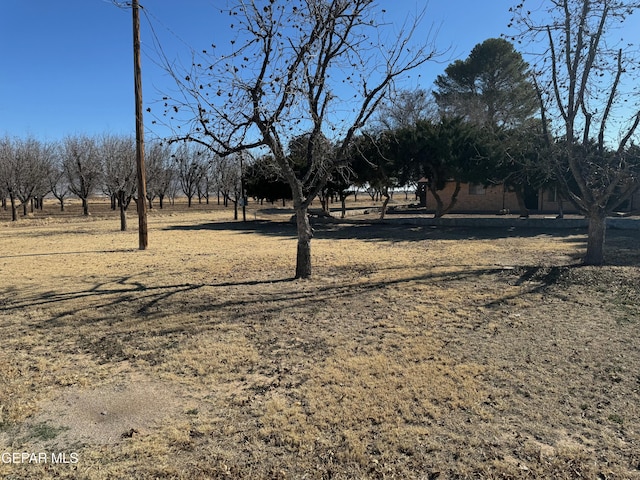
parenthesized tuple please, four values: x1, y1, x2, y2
(164, 219, 639, 266)
(0, 275, 294, 321)
(0, 266, 500, 333)
(164, 219, 589, 243)
(0, 248, 137, 259)
(485, 262, 640, 309)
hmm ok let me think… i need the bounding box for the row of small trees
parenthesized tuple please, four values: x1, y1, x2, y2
(0, 135, 245, 228)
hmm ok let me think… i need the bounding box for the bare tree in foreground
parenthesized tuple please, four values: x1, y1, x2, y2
(510, 0, 640, 265)
(160, 0, 440, 278)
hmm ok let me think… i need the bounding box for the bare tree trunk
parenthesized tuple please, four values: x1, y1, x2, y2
(341, 195, 347, 219)
(120, 204, 127, 231)
(432, 191, 444, 218)
(10, 194, 17, 221)
(584, 209, 606, 265)
(379, 188, 390, 220)
(441, 181, 462, 217)
(320, 196, 328, 213)
(119, 195, 127, 232)
(295, 204, 312, 279)
(242, 197, 246, 223)
(557, 197, 564, 219)
(430, 181, 461, 218)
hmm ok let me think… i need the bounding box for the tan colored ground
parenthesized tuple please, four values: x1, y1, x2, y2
(0, 198, 639, 479)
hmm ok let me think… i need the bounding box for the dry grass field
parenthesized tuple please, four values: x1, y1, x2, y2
(0, 199, 639, 479)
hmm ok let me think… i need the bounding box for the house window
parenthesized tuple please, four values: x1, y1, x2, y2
(468, 183, 486, 195)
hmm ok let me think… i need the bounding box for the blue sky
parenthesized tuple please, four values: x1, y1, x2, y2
(1, 1, 521, 141)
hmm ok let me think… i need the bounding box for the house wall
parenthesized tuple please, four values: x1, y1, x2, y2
(539, 188, 640, 214)
(425, 182, 520, 213)
(538, 188, 578, 214)
(425, 182, 640, 215)
(625, 190, 640, 213)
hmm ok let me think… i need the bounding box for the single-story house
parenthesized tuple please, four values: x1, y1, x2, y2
(417, 179, 640, 215)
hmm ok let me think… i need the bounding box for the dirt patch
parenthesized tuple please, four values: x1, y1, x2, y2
(7, 371, 195, 450)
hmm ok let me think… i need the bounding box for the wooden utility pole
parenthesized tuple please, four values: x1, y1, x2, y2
(132, 0, 148, 249)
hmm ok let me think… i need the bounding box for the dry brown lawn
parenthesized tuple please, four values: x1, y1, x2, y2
(0, 199, 639, 479)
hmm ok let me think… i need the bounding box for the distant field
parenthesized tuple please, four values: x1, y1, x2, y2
(0, 203, 639, 479)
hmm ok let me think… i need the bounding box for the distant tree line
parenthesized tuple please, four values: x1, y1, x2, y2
(0, 134, 250, 229)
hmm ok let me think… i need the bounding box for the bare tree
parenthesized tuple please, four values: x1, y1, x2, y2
(62, 135, 102, 216)
(47, 151, 70, 212)
(156, 160, 177, 209)
(17, 137, 53, 216)
(0, 136, 18, 221)
(511, 0, 640, 265)
(145, 140, 174, 209)
(375, 88, 438, 130)
(0, 136, 52, 220)
(173, 143, 204, 207)
(216, 153, 245, 219)
(160, 0, 440, 278)
(0, 148, 7, 213)
(196, 153, 215, 205)
(101, 134, 137, 231)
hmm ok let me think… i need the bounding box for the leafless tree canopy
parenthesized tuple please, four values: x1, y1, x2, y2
(0, 136, 54, 220)
(62, 135, 102, 216)
(374, 88, 438, 131)
(511, 0, 640, 144)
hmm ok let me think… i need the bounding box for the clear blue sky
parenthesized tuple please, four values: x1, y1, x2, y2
(0, 1, 519, 141)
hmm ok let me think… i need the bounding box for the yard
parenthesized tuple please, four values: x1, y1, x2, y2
(0, 200, 639, 479)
